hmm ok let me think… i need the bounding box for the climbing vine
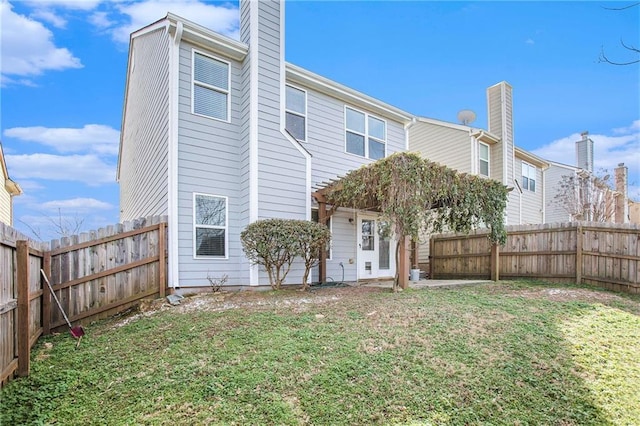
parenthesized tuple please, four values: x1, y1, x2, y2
(323, 152, 508, 286)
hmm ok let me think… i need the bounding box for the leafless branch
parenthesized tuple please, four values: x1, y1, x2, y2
(602, 1, 640, 10)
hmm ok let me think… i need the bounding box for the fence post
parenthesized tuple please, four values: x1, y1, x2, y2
(576, 225, 583, 285)
(42, 251, 52, 335)
(429, 238, 434, 279)
(399, 236, 409, 289)
(158, 223, 166, 298)
(490, 243, 500, 282)
(16, 240, 30, 377)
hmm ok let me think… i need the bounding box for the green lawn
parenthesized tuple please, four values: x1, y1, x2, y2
(2, 281, 639, 425)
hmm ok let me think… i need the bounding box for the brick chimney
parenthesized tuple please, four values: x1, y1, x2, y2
(575, 131, 594, 173)
(615, 163, 629, 223)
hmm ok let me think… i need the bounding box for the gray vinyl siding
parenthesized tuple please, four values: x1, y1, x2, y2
(119, 28, 170, 221)
(255, 1, 307, 222)
(545, 164, 574, 223)
(409, 122, 471, 173)
(175, 40, 247, 287)
(295, 85, 407, 187)
(515, 157, 544, 224)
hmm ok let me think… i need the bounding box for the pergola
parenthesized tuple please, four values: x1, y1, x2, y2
(312, 181, 415, 289)
(310, 152, 509, 289)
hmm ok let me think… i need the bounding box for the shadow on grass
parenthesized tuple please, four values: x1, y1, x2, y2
(1, 282, 637, 425)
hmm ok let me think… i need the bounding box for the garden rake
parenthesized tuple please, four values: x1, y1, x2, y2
(40, 269, 85, 347)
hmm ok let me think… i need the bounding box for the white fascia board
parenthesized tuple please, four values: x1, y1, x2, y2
(417, 116, 470, 132)
(166, 13, 248, 61)
(515, 147, 549, 170)
(547, 160, 580, 171)
(286, 63, 413, 125)
(470, 129, 501, 145)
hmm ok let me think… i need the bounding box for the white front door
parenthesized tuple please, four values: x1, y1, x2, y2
(357, 215, 395, 279)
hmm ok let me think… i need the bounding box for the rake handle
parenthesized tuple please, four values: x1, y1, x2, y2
(40, 269, 73, 329)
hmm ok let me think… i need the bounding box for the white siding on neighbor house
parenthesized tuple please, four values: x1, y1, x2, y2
(175, 40, 247, 287)
(487, 82, 517, 224)
(119, 28, 171, 221)
(409, 121, 472, 173)
(514, 157, 544, 224)
(545, 164, 574, 224)
(0, 183, 11, 225)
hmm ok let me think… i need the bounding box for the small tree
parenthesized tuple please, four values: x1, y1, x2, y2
(295, 221, 331, 290)
(554, 171, 617, 222)
(241, 219, 300, 289)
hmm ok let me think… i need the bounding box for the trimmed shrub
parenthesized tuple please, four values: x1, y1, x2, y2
(240, 219, 331, 289)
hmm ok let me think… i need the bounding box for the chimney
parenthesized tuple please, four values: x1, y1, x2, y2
(615, 162, 629, 223)
(575, 131, 594, 173)
(486, 81, 514, 184)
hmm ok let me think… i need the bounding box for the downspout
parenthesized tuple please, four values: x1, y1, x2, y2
(168, 20, 183, 289)
(404, 117, 417, 151)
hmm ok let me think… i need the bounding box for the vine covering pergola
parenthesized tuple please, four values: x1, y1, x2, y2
(313, 152, 509, 289)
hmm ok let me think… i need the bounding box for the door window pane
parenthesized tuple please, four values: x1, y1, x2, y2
(361, 219, 374, 251)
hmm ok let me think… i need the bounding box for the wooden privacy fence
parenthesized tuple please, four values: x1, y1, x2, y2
(430, 222, 640, 294)
(1, 216, 167, 388)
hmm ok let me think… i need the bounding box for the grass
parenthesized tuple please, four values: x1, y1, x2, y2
(2, 280, 639, 425)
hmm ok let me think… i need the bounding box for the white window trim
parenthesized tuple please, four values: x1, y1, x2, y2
(344, 106, 387, 160)
(193, 192, 229, 260)
(478, 141, 490, 177)
(191, 48, 231, 123)
(285, 84, 307, 142)
(522, 162, 537, 192)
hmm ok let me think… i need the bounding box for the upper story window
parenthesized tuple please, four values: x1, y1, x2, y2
(478, 142, 490, 176)
(193, 51, 229, 121)
(194, 193, 228, 258)
(286, 85, 306, 141)
(522, 162, 536, 192)
(345, 107, 386, 160)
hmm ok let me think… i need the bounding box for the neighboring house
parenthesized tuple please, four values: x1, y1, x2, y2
(545, 132, 629, 224)
(0, 142, 22, 226)
(408, 83, 549, 269)
(117, 1, 414, 290)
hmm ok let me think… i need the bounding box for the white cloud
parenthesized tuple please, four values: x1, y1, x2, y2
(23, 0, 101, 11)
(532, 121, 640, 201)
(89, 11, 113, 29)
(14, 180, 45, 192)
(111, 0, 239, 44)
(5, 153, 116, 185)
(525, 38, 534, 45)
(0, 1, 82, 83)
(4, 124, 120, 155)
(30, 8, 67, 28)
(41, 197, 113, 212)
(613, 120, 640, 135)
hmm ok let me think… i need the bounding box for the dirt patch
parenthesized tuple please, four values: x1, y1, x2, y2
(109, 285, 385, 329)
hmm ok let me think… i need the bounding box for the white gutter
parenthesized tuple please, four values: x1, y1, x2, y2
(168, 20, 183, 288)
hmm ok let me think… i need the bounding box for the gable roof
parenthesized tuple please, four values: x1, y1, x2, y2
(0, 142, 22, 196)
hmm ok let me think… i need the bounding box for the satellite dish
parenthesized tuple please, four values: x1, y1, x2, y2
(457, 109, 476, 125)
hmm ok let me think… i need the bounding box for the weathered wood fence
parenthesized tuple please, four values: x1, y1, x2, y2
(1, 216, 167, 388)
(430, 222, 640, 293)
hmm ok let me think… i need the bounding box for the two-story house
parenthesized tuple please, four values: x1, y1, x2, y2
(118, 1, 414, 290)
(0, 142, 22, 226)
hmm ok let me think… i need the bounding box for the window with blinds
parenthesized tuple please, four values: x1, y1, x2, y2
(193, 51, 229, 121)
(194, 193, 228, 258)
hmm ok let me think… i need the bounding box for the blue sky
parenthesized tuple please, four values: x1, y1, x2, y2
(1, 0, 639, 240)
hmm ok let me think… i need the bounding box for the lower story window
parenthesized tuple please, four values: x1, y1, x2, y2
(194, 193, 228, 258)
